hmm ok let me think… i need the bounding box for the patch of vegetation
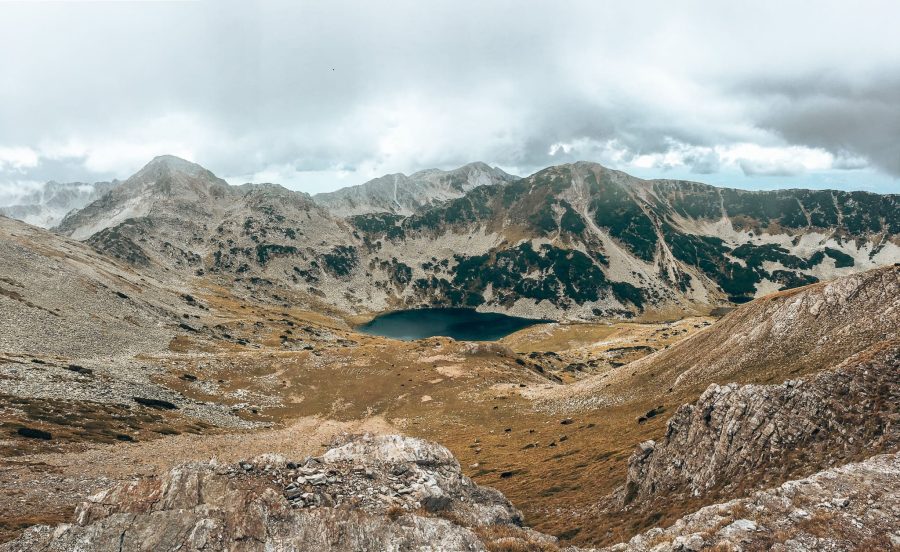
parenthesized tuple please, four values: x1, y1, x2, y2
(528, 201, 558, 234)
(321, 245, 359, 277)
(654, 181, 898, 236)
(349, 213, 406, 240)
(770, 270, 819, 290)
(559, 200, 587, 234)
(586, 172, 658, 261)
(293, 266, 319, 284)
(730, 243, 812, 270)
(450, 242, 644, 309)
(406, 187, 495, 231)
(132, 397, 178, 410)
(662, 222, 840, 300)
(86, 219, 152, 266)
(255, 244, 298, 265)
(16, 427, 52, 440)
(376, 258, 412, 287)
(824, 247, 855, 268)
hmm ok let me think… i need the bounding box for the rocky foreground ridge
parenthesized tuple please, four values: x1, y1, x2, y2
(6, 425, 900, 551)
(1, 435, 554, 552)
(606, 451, 900, 552)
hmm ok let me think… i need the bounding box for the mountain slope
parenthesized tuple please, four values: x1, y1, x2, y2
(56, 155, 234, 240)
(56, 156, 354, 294)
(513, 266, 900, 545)
(345, 162, 899, 318)
(1, 214, 183, 358)
(312, 161, 518, 217)
(0, 180, 119, 228)
(541, 264, 899, 410)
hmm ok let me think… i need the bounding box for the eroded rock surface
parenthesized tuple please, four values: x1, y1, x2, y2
(622, 341, 899, 507)
(605, 452, 900, 551)
(1, 434, 555, 552)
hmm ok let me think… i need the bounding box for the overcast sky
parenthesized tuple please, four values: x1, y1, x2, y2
(1, 0, 899, 201)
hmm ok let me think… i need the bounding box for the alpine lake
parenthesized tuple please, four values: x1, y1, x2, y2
(356, 308, 548, 341)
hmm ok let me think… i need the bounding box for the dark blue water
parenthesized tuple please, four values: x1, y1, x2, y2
(357, 308, 547, 341)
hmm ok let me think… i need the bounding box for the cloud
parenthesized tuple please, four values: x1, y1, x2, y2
(0, 147, 39, 171)
(739, 73, 900, 177)
(0, 0, 898, 195)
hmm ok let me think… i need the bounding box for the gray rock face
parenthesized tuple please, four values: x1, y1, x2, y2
(0, 435, 554, 552)
(605, 451, 900, 551)
(622, 341, 900, 507)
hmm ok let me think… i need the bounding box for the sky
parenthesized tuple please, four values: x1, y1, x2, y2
(1, 0, 899, 202)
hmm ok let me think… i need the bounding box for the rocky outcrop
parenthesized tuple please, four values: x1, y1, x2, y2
(622, 341, 900, 507)
(1, 434, 557, 552)
(606, 452, 900, 552)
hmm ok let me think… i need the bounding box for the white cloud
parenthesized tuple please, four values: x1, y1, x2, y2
(545, 138, 844, 179)
(0, 147, 39, 171)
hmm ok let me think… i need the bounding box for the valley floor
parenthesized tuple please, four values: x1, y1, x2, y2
(0, 291, 718, 547)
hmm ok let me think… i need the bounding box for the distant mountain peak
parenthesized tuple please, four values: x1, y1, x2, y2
(145, 154, 202, 170)
(132, 155, 212, 182)
(313, 162, 518, 217)
(0, 180, 120, 229)
(55, 155, 233, 239)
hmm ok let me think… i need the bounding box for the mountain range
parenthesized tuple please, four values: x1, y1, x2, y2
(37, 155, 900, 321)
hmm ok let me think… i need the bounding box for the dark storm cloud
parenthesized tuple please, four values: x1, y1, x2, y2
(0, 0, 898, 194)
(742, 74, 900, 176)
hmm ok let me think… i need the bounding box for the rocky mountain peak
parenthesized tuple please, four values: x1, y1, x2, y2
(55, 155, 237, 239)
(125, 155, 228, 192)
(143, 154, 206, 173)
(313, 162, 517, 217)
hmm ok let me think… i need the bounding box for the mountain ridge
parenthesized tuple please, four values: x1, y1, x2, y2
(48, 155, 900, 321)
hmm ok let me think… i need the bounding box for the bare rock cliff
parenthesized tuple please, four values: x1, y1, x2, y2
(622, 341, 900, 507)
